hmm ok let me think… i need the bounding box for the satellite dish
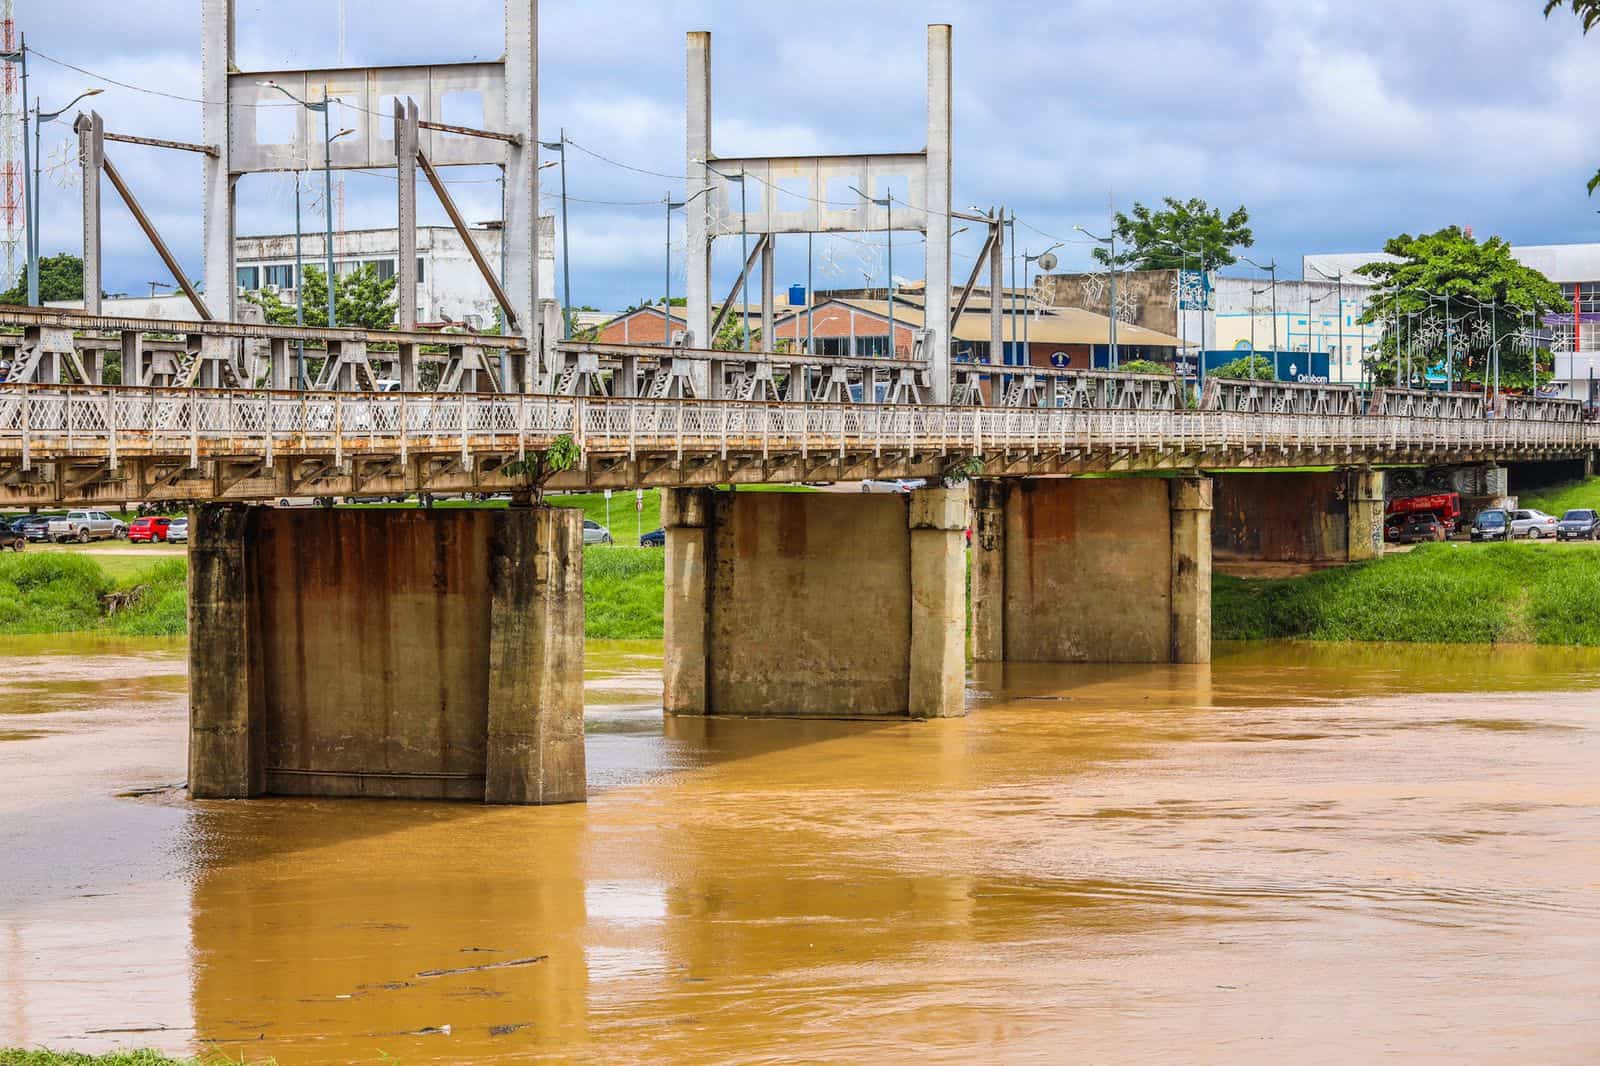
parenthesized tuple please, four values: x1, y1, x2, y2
(1037, 252, 1058, 272)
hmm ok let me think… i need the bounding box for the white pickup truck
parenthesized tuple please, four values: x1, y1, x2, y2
(47, 509, 126, 544)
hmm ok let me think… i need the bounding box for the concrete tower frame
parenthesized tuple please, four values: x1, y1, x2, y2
(685, 25, 952, 402)
(200, 0, 539, 366)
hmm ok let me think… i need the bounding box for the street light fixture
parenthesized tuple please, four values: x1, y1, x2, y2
(850, 184, 896, 359)
(664, 185, 712, 350)
(538, 131, 573, 338)
(1074, 224, 1119, 368)
(26, 86, 101, 306)
(1241, 256, 1279, 358)
(266, 81, 343, 328)
(702, 160, 751, 351)
(1021, 242, 1062, 360)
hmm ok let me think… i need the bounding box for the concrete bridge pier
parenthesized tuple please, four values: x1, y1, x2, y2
(1212, 468, 1386, 566)
(971, 476, 1214, 664)
(188, 504, 586, 804)
(663, 485, 968, 719)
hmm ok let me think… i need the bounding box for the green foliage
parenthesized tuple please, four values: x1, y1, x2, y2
(1119, 358, 1171, 375)
(1214, 543, 1600, 645)
(1091, 197, 1253, 270)
(0, 1051, 274, 1065)
(548, 488, 663, 540)
(1545, 0, 1600, 33)
(107, 559, 188, 637)
(1, 253, 85, 305)
(1355, 226, 1568, 389)
(584, 547, 664, 639)
(0, 552, 113, 633)
(246, 264, 397, 329)
(1520, 476, 1600, 516)
(498, 435, 581, 504)
(713, 311, 757, 352)
(1208, 354, 1275, 380)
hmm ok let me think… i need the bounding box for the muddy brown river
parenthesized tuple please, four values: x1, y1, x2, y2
(2, 635, 1598, 1063)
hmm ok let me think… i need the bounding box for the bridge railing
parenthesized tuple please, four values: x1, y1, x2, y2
(2, 384, 1596, 466)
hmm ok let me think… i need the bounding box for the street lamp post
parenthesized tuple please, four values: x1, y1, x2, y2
(538, 130, 573, 338)
(850, 185, 895, 358)
(1308, 264, 1345, 384)
(1242, 257, 1278, 364)
(1021, 242, 1063, 362)
(267, 82, 342, 327)
(1074, 224, 1119, 368)
(24, 86, 102, 305)
(664, 186, 711, 348)
(703, 162, 750, 351)
(0, 37, 30, 301)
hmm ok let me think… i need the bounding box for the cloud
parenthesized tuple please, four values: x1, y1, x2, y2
(15, 0, 1600, 309)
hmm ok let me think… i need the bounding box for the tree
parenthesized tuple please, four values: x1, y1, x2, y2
(1090, 197, 1253, 271)
(2, 254, 84, 304)
(1119, 358, 1172, 375)
(245, 263, 398, 330)
(1354, 226, 1568, 389)
(1209, 354, 1275, 381)
(1545, 0, 1600, 33)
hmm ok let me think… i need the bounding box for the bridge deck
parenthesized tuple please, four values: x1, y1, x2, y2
(1, 384, 1592, 505)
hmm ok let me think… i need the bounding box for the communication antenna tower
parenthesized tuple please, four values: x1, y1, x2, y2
(0, 0, 22, 288)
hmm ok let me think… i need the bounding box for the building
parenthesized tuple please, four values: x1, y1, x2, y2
(588, 294, 807, 347)
(1210, 276, 1383, 385)
(773, 292, 1182, 368)
(234, 220, 556, 329)
(1306, 242, 1600, 399)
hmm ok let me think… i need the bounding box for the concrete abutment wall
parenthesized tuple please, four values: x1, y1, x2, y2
(663, 486, 968, 719)
(1212, 469, 1385, 564)
(188, 505, 585, 804)
(971, 476, 1213, 664)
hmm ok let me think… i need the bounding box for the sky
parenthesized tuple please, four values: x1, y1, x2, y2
(13, 0, 1600, 311)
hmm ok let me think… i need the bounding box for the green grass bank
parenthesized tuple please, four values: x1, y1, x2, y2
(0, 1053, 272, 1066)
(12, 541, 1600, 647)
(1214, 543, 1600, 644)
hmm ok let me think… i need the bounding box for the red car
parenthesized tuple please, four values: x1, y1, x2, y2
(127, 516, 173, 543)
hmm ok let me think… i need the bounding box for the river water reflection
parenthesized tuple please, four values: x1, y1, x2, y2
(2, 636, 1598, 1063)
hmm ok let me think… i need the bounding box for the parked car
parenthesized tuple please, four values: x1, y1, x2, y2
(1557, 509, 1599, 541)
(1, 521, 24, 552)
(167, 516, 190, 544)
(1471, 509, 1510, 542)
(13, 514, 58, 542)
(1508, 508, 1559, 539)
(639, 527, 666, 548)
(127, 516, 173, 543)
(860, 478, 928, 494)
(1388, 513, 1448, 544)
(48, 510, 126, 544)
(583, 519, 613, 546)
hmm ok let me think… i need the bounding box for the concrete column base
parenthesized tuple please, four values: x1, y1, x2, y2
(186, 504, 585, 804)
(662, 485, 970, 719)
(1345, 468, 1386, 563)
(970, 476, 1212, 664)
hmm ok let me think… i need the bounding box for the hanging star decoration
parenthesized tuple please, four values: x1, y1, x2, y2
(1081, 271, 1107, 306)
(819, 239, 844, 281)
(46, 140, 80, 190)
(1115, 288, 1139, 324)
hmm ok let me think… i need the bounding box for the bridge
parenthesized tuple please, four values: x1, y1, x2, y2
(3, 307, 1592, 810)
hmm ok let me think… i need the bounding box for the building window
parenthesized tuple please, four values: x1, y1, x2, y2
(263, 264, 295, 289)
(235, 266, 259, 291)
(335, 261, 361, 278)
(363, 259, 397, 281)
(416, 258, 426, 283)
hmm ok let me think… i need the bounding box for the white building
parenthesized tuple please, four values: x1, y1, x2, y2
(1205, 275, 1384, 384)
(234, 220, 556, 329)
(1307, 242, 1600, 400)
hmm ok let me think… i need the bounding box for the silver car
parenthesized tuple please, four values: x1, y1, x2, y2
(167, 517, 190, 543)
(582, 519, 613, 545)
(1509, 508, 1559, 539)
